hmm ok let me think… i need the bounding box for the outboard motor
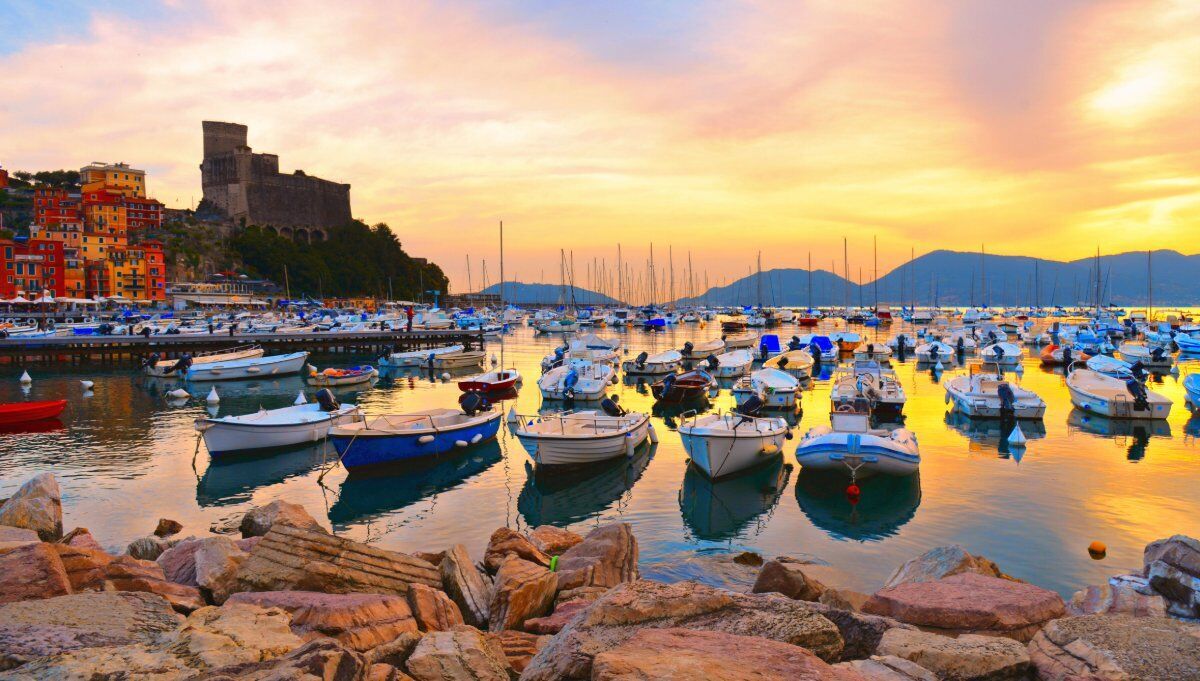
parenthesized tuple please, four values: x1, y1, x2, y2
(600, 394, 626, 417)
(736, 394, 764, 418)
(988, 330, 998, 344)
(660, 372, 677, 397)
(776, 355, 789, 369)
(169, 354, 193, 376)
(315, 388, 340, 412)
(1062, 346, 1074, 374)
(928, 344, 940, 360)
(705, 354, 719, 372)
(682, 341, 694, 357)
(956, 336, 965, 354)
(896, 335, 907, 352)
(1151, 346, 1167, 361)
(141, 352, 161, 370)
(760, 344, 769, 361)
(634, 351, 649, 368)
(1130, 361, 1147, 383)
(788, 336, 802, 351)
(459, 391, 490, 416)
(996, 382, 1016, 418)
(809, 342, 823, 370)
(1125, 378, 1149, 412)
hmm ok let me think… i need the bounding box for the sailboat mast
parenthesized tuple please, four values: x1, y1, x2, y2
(1147, 250, 1153, 322)
(756, 252, 763, 309)
(807, 251, 813, 311)
(873, 236, 878, 312)
(843, 238, 849, 317)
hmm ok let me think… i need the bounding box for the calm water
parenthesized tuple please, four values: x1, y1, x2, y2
(1, 322, 1198, 597)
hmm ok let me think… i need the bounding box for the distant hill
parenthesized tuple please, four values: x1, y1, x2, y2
(673, 269, 856, 307)
(480, 281, 619, 305)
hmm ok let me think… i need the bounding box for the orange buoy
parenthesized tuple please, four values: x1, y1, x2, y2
(1088, 541, 1107, 559)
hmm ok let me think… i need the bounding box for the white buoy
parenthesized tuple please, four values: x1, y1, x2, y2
(1015, 363, 1025, 375)
(168, 388, 190, 399)
(80, 380, 94, 390)
(294, 391, 307, 405)
(507, 406, 519, 424)
(19, 371, 31, 384)
(441, 372, 451, 381)
(455, 439, 468, 448)
(1008, 422, 1028, 446)
(206, 387, 220, 405)
(934, 361, 944, 371)
(490, 354, 498, 366)
(470, 433, 483, 444)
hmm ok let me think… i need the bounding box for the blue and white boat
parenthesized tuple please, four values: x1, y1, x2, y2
(329, 407, 502, 469)
(185, 351, 310, 381)
(1176, 334, 1200, 354)
(795, 402, 919, 477)
(1184, 374, 1200, 406)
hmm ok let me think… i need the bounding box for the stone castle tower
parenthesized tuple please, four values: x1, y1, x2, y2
(199, 121, 352, 242)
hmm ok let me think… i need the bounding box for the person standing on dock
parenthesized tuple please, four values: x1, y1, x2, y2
(406, 305, 414, 332)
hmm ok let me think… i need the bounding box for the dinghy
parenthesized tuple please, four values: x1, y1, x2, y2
(196, 393, 361, 456)
(431, 350, 486, 370)
(513, 410, 652, 466)
(0, 399, 67, 425)
(1066, 368, 1172, 419)
(886, 333, 918, 353)
(538, 361, 616, 401)
(915, 341, 954, 364)
(830, 360, 906, 417)
(1039, 344, 1090, 366)
(680, 339, 725, 358)
(651, 369, 715, 403)
(1118, 342, 1173, 369)
(706, 349, 754, 378)
(828, 331, 862, 353)
(678, 410, 790, 478)
(142, 345, 264, 377)
(1085, 354, 1135, 378)
(979, 342, 1024, 367)
(721, 332, 758, 350)
(795, 401, 920, 477)
(1185, 374, 1200, 405)
(305, 365, 378, 387)
(185, 351, 310, 381)
(621, 350, 683, 376)
(944, 366, 1046, 419)
(458, 369, 521, 393)
(853, 342, 892, 361)
(762, 350, 814, 379)
(329, 400, 502, 469)
(733, 369, 801, 410)
(378, 344, 464, 368)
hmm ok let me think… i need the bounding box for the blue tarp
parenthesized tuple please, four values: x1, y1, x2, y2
(759, 334, 780, 353)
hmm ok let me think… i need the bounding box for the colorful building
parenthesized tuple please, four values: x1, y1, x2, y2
(0, 164, 8, 189)
(0, 239, 65, 299)
(80, 162, 146, 198)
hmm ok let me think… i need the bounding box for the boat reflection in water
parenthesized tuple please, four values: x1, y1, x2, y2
(197, 442, 332, 507)
(943, 411, 1048, 461)
(679, 457, 792, 542)
(795, 468, 921, 542)
(518, 443, 654, 527)
(328, 440, 502, 528)
(1067, 408, 1172, 462)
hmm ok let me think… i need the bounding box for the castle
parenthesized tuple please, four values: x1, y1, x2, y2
(199, 121, 352, 242)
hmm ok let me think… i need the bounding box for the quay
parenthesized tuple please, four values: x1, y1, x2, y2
(0, 329, 485, 363)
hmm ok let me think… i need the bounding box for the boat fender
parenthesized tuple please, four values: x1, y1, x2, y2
(441, 372, 451, 381)
(471, 433, 483, 444)
(761, 443, 780, 456)
(418, 434, 435, 444)
(168, 388, 190, 399)
(455, 439, 468, 448)
(625, 433, 636, 458)
(647, 422, 659, 444)
(206, 387, 220, 405)
(506, 406, 519, 424)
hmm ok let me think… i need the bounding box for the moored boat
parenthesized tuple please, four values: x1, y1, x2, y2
(733, 368, 801, 410)
(379, 344, 463, 368)
(513, 410, 652, 466)
(943, 366, 1046, 419)
(185, 351, 310, 381)
(196, 395, 361, 456)
(651, 369, 715, 402)
(762, 349, 814, 379)
(721, 332, 757, 350)
(0, 399, 67, 425)
(678, 410, 790, 478)
(706, 349, 754, 378)
(431, 350, 486, 370)
(305, 365, 378, 387)
(1066, 367, 1172, 419)
(621, 350, 683, 375)
(457, 369, 521, 393)
(795, 401, 919, 477)
(329, 404, 502, 469)
(538, 361, 616, 401)
(830, 360, 906, 417)
(142, 345, 265, 377)
(979, 342, 1024, 367)
(1117, 342, 1173, 369)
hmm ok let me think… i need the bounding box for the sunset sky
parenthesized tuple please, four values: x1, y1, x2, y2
(2, 0, 1198, 293)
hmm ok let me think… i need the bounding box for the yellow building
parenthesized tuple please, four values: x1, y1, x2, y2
(80, 162, 146, 198)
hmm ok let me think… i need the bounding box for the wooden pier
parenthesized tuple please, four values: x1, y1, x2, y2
(0, 329, 485, 364)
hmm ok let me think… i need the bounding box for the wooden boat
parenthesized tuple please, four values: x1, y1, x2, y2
(185, 351, 310, 381)
(431, 350, 486, 370)
(513, 410, 652, 466)
(0, 399, 67, 425)
(651, 369, 715, 402)
(379, 344, 463, 368)
(305, 365, 378, 387)
(143, 345, 264, 377)
(795, 402, 920, 477)
(329, 407, 502, 469)
(458, 369, 521, 393)
(622, 350, 683, 376)
(1066, 368, 1172, 419)
(678, 411, 789, 478)
(196, 401, 361, 456)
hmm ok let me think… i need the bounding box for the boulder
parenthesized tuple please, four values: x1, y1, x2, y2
(484, 629, 546, 675)
(192, 638, 368, 680)
(1067, 579, 1167, 618)
(441, 544, 492, 628)
(554, 523, 638, 592)
(126, 534, 170, 560)
(591, 628, 863, 681)
(194, 536, 248, 604)
(240, 499, 327, 538)
(489, 556, 557, 632)
(368, 662, 415, 681)
(483, 527, 550, 572)
(0, 542, 71, 604)
(733, 551, 765, 566)
(62, 527, 105, 552)
(528, 525, 583, 555)
(836, 656, 938, 681)
(1143, 534, 1200, 617)
(227, 591, 418, 652)
(753, 556, 829, 601)
(155, 518, 184, 537)
(236, 523, 440, 595)
(102, 555, 206, 613)
(0, 591, 182, 671)
(408, 583, 465, 632)
(0, 525, 39, 554)
(0, 472, 62, 541)
(48, 542, 113, 591)
(862, 573, 1064, 642)
(405, 628, 510, 681)
(158, 537, 203, 586)
(876, 628, 1031, 681)
(1029, 613, 1200, 681)
(521, 580, 844, 680)
(883, 545, 1006, 588)
(796, 600, 913, 661)
(524, 599, 591, 634)
(364, 631, 423, 668)
(414, 550, 447, 566)
(821, 588, 870, 612)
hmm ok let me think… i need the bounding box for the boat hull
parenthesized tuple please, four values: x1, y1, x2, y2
(332, 412, 502, 469)
(0, 399, 67, 425)
(517, 419, 650, 466)
(1067, 384, 1172, 420)
(186, 352, 309, 381)
(306, 368, 378, 387)
(201, 408, 361, 456)
(795, 431, 919, 477)
(681, 428, 786, 479)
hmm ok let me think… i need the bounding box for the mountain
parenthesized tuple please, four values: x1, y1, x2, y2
(673, 249, 1198, 307)
(480, 281, 620, 305)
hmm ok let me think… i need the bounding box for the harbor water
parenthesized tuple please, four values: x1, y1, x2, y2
(1, 321, 1198, 596)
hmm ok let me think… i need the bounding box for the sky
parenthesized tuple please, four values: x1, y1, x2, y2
(1, 0, 1198, 294)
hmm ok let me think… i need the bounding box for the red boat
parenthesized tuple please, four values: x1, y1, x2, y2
(652, 369, 715, 403)
(457, 369, 521, 393)
(0, 399, 67, 426)
(797, 317, 819, 327)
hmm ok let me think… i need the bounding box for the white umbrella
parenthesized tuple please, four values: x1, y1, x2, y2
(34, 294, 55, 304)
(8, 296, 31, 304)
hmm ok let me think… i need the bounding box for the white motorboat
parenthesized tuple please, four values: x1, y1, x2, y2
(979, 342, 1024, 366)
(622, 350, 683, 375)
(569, 332, 622, 352)
(794, 335, 839, 362)
(513, 410, 652, 466)
(886, 333, 919, 353)
(830, 360, 906, 417)
(538, 360, 616, 401)
(853, 342, 892, 361)
(680, 338, 725, 358)
(943, 367, 1046, 419)
(828, 331, 862, 353)
(185, 351, 310, 381)
(1117, 342, 1173, 369)
(722, 332, 758, 350)
(196, 400, 361, 456)
(706, 349, 754, 378)
(1066, 368, 1172, 419)
(915, 341, 955, 364)
(143, 345, 265, 377)
(944, 331, 978, 352)
(795, 402, 920, 477)
(762, 349, 814, 379)
(678, 411, 790, 478)
(431, 350, 486, 370)
(1085, 354, 1134, 378)
(534, 318, 580, 334)
(379, 344, 463, 368)
(733, 368, 801, 410)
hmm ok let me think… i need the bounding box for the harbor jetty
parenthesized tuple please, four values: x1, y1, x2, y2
(0, 471, 1196, 680)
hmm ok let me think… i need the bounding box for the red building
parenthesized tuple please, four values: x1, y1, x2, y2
(142, 240, 167, 301)
(33, 187, 82, 229)
(0, 239, 66, 298)
(0, 165, 8, 189)
(124, 196, 164, 238)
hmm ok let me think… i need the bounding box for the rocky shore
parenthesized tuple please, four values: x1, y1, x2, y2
(1, 471, 1198, 680)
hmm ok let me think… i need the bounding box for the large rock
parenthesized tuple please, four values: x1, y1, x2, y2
(553, 523, 638, 593)
(408, 583, 465, 632)
(1143, 534, 1200, 617)
(62, 527, 105, 552)
(103, 554, 206, 613)
(521, 580, 844, 680)
(227, 591, 418, 652)
(364, 631, 423, 668)
(0, 542, 71, 604)
(127, 534, 170, 560)
(236, 523, 440, 595)
(194, 536, 249, 604)
(155, 518, 184, 538)
(591, 628, 864, 681)
(1029, 613, 1200, 681)
(797, 600, 913, 661)
(1067, 577, 1167, 618)
(0, 526, 39, 554)
(405, 628, 510, 681)
(524, 599, 591, 634)
(488, 556, 557, 632)
(0, 591, 183, 671)
(240, 499, 327, 538)
(441, 544, 492, 628)
(876, 628, 1031, 681)
(193, 638, 368, 680)
(883, 545, 1006, 588)
(0, 472, 62, 541)
(49, 542, 113, 591)
(529, 525, 583, 555)
(862, 573, 1064, 642)
(484, 629, 546, 675)
(753, 556, 829, 601)
(158, 537, 204, 586)
(837, 656, 938, 681)
(483, 527, 550, 572)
